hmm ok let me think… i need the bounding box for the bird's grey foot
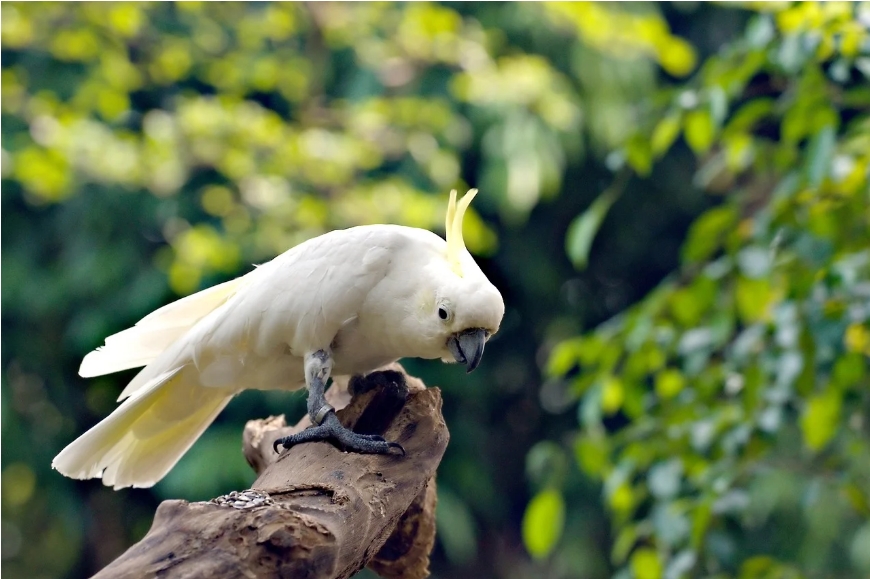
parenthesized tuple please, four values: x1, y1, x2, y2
(273, 349, 404, 456)
(272, 411, 405, 455)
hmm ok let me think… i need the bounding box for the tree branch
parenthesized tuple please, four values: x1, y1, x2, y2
(93, 366, 448, 579)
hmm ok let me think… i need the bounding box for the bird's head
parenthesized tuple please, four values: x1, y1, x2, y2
(408, 189, 505, 372)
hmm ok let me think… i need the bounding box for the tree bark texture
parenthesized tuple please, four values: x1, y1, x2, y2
(93, 365, 448, 579)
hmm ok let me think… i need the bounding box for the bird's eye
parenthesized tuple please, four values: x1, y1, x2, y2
(438, 307, 449, 321)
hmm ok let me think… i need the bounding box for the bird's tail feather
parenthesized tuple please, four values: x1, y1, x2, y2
(52, 367, 233, 489)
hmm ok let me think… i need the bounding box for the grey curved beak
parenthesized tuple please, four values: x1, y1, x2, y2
(447, 328, 488, 373)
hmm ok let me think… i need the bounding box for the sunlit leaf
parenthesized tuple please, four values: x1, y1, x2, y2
(631, 547, 663, 579)
(601, 375, 625, 415)
(735, 276, 775, 323)
(574, 435, 611, 477)
(654, 369, 685, 400)
(651, 114, 682, 157)
(522, 488, 566, 560)
(801, 391, 841, 451)
(682, 206, 738, 264)
(684, 109, 715, 154)
(624, 134, 653, 176)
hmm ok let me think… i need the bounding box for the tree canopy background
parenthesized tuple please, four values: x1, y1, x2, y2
(2, 3, 868, 579)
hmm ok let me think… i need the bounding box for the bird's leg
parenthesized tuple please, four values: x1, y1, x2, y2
(273, 350, 404, 456)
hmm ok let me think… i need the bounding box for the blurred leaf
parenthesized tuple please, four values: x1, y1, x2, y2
(601, 375, 625, 415)
(682, 206, 738, 265)
(654, 368, 685, 400)
(648, 459, 683, 499)
(801, 390, 841, 451)
(735, 276, 774, 324)
(565, 178, 625, 270)
(804, 124, 836, 187)
(851, 522, 870, 572)
(625, 134, 653, 176)
(436, 487, 478, 565)
(574, 434, 611, 477)
(630, 547, 663, 579)
(522, 488, 566, 560)
(526, 441, 568, 490)
(651, 114, 681, 158)
(684, 109, 715, 154)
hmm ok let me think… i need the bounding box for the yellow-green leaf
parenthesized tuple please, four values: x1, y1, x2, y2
(651, 114, 681, 157)
(631, 547, 663, 579)
(682, 205, 738, 264)
(625, 133, 652, 176)
(601, 376, 625, 414)
(574, 435, 610, 477)
(522, 488, 566, 559)
(735, 276, 774, 323)
(658, 37, 697, 77)
(655, 369, 685, 399)
(684, 109, 715, 154)
(801, 391, 841, 451)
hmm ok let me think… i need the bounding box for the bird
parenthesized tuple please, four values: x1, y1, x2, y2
(52, 189, 505, 489)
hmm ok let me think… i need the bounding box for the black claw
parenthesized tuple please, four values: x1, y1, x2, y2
(387, 442, 406, 457)
(271, 418, 403, 457)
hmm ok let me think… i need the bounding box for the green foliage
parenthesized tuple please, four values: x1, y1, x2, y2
(4, 3, 868, 579)
(2, 3, 685, 577)
(548, 3, 870, 578)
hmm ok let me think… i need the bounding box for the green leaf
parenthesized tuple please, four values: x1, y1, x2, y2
(435, 488, 478, 565)
(574, 434, 611, 477)
(651, 114, 681, 157)
(547, 337, 583, 376)
(690, 497, 713, 549)
(655, 369, 685, 400)
(735, 276, 774, 323)
(684, 109, 715, 154)
(601, 375, 625, 414)
(612, 525, 638, 565)
(565, 186, 621, 270)
(805, 124, 836, 187)
(850, 523, 870, 573)
(522, 488, 566, 559)
(724, 98, 775, 137)
(682, 205, 738, 264)
(526, 441, 568, 490)
(625, 133, 653, 176)
(801, 390, 842, 451)
(708, 85, 728, 126)
(631, 547, 663, 579)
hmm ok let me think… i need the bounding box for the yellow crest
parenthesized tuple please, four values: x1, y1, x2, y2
(445, 188, 478, 277)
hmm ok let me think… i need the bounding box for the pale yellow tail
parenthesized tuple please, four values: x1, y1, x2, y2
(52, 367, 233, 489)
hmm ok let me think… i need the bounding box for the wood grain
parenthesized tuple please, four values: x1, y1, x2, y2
(93, 366, 447, 579)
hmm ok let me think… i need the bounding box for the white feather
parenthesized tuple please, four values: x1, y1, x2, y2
(78, 278, 246, 379)
(52, 366, 234, 489)
(55, 223, 505, 489)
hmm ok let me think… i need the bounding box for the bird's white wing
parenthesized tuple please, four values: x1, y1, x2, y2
(79, 277, 248, 379)
(188, 228, 398, 376)
(56, 225, 436, 489)
(115, 226, 407, 398)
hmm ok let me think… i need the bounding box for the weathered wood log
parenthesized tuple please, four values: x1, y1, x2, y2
(93, 366, 448, 579)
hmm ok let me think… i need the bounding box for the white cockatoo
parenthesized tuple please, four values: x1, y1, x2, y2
(52, 189, 504, 489)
